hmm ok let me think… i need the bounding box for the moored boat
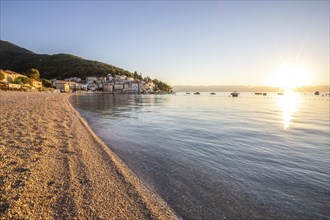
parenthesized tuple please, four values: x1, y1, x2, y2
(230, 91, 240, 97)
(210, 92, 216, 95)
(194, 92, 200, 95)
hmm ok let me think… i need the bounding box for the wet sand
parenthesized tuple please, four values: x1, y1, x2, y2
(0, 91, 178, 219)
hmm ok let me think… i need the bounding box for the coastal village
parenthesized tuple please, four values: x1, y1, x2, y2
(0, 69, 156, 94)
(0, 69, 42, 91)
(54, 74, 155, 93)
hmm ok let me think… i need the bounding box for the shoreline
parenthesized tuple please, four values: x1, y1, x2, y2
(0, 91, 178, 219)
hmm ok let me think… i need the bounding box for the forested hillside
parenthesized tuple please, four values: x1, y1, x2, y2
(0, 40, 172, 91)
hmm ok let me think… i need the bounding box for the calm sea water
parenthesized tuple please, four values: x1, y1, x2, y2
(70, 92, 330, 220)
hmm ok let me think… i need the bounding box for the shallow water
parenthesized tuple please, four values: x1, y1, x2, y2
(70, 92, 330, 219)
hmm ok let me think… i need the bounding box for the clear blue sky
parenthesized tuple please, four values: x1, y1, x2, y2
(1, 1, 329, 86)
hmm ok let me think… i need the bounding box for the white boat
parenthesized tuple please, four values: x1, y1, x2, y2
(230, 91, 240, 97)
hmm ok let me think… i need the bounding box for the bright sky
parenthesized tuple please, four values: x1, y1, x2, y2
(1, 1, 329, 86)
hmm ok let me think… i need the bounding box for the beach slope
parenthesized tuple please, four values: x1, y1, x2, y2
(0, 91, 178, 219)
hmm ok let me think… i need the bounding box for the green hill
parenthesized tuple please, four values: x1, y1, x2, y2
(0, 40, 34, 55)
(0, 40, 167, 89)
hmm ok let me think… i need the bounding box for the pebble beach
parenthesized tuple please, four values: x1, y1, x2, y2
(0, 91, 178, 219)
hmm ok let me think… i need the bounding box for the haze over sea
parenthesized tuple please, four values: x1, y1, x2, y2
(71, 92, 330, 220)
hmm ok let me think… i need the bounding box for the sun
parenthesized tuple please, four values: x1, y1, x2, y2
(269, 64, 311, 91)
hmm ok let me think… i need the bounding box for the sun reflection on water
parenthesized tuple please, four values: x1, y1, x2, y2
(278, 90, 299, 129)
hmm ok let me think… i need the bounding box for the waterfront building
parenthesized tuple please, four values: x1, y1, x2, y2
(53, 80, 70, 93)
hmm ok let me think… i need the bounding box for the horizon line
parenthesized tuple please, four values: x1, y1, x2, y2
(173, 85, 330, 87)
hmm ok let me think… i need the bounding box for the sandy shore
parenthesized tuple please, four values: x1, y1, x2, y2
(0, 91, 178, 219)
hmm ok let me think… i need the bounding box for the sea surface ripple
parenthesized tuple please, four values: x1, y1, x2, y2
(70, 92, 330, 220)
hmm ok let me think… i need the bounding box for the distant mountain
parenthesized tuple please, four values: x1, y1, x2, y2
(173, 85, 330, 92)
(0, 40, 142, 80)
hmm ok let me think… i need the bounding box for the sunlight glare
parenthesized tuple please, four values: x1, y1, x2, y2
(270, 64, 311, 91)
(278, 90, 299, 129)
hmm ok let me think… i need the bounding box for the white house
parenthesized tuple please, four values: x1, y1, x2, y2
(65, 77, 81, 82)
(107, 74, 113, 81)
(86, 77, 97, 84)
(103, 82, 114, 92)
(115, 75, 126, 80)
(131, 83, 139, 92)
(114, 83, 124, 91)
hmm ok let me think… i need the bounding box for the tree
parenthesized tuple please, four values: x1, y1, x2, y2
(41, 78, 52, 87)
(144, 76, 152, 82)
(13, 77, 32, 85)
(0, 72, 4, 81)
(25, 68, 40, 80)
(133, 71, 139, 79)
(152, 79, 159, 84)
(152, 79, 172, 92)
(138, 73, 143, 81)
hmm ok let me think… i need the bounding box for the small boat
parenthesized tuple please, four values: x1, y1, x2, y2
(314, 91, 320, 95)
(210, 92, 216, 95)
(255, 92, 262, 95)
(230, 91, 240, 97)
(263, 93, 267, 96)
(194, 92, 200, 95)
(186, 92, 190, 94)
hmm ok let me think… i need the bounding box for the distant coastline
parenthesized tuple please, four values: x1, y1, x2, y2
(173, 85, 330, 93)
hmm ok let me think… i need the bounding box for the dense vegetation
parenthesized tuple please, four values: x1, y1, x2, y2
(0, 71, 4, 80)
(0, 40, 172, 92)
(152, 79, 172, 92)
(13, 76, 32, 85)
(24, 68, 40, 80)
